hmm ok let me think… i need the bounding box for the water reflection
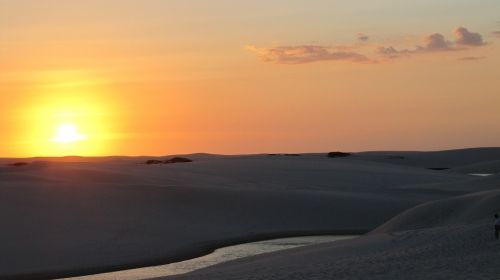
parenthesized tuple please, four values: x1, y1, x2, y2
(60, 235, 356, 280)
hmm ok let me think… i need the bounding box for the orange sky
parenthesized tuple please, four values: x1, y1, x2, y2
(1, 1, 500, 157)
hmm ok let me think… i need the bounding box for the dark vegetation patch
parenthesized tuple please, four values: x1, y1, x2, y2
(327, 152, 352, 158)
(145, 157, 193, 165)
(164, 157, 193, 164)
(427, 167, 450, 171)
(145, 160, 164, 165)
(7, 162, 30, 167)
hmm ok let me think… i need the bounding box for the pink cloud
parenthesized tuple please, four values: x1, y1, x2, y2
(378, 27, 484, 58)
(248, 26, 487, 64)
(454, 27, 486, 46)
(246, 45, 373, 64)
(421, 33, 452, 50)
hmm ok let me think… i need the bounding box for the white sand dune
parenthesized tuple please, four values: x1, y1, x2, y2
(449, 159, 500, 174)
(383, 173, 500, 194)
(352, 147, 500, 168)
(162, 161, 500, 280)
(162, 192, 500, 280)
(1, 148, 499, 279)
(373, 189, 500, 233)
(164, 220, 500, 280)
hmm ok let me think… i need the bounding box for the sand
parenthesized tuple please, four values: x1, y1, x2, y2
(160, 150, 500, 280)
(164, 221, 500, 280)
(1, 148, 499, 279)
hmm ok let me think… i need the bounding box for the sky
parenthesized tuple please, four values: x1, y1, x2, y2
(1, 0, 500, 157)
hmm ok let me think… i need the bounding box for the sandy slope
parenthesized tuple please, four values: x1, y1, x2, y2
(373, 189, 500, 233)
(0, 148, 499, 279)
(164, 222, 500, 280)
(163, 172, 500, 280)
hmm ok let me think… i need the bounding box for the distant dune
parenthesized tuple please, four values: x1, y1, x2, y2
(1, 148, 499, 279)
(353, 147, 500, 168)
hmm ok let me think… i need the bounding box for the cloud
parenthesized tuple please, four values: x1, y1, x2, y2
(357, 33, 369, 42)
(378, 27, 484, 58)
(453, 27, 486, 46)
(247, 26, 487, 65)
(458, 56, 486, 61)
(421, 33, 452, 50)
(377, 46, 405, 58)
(246, 45, 373, 64)
(377, 33, 454, 58)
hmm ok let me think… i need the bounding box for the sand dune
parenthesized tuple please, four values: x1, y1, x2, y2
(384, 173, 500, 194)
(353, 147, 500, 169)
(165, 221, 500, 280)
(373, 189, 500, 233)
(449, 159, 500, 174)
(162, 161, 500, 280)
(1, 148, 499, 279)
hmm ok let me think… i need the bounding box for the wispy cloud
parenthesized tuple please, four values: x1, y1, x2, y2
(246, 45, 373, 64)
(376, 46, 403, 58)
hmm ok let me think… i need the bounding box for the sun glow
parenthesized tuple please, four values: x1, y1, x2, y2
(10, 69, 121, 157)
(51, 124, 87, 143)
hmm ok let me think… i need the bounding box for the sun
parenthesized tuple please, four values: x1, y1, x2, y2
(51, 124, 87, 143)
(13, 69, 119, 156)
